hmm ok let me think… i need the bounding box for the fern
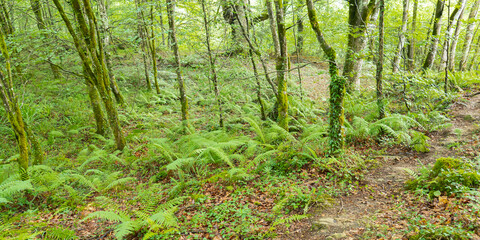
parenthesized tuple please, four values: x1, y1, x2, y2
(0, 180, 33, 203)
(243, 116, 266, 144)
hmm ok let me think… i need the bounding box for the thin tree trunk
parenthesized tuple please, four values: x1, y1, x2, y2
(0, 32, 28, 179)
(134, 0, 152, 90)
(376, 0, 385, 119)
(166, 0, 189, 123)
(201, 0, 223, 127)
(266, 0, 280, 57)
(343, 0, 376, 92)
(468, 32, 480, 70)
(407, 0, 418, 71)
(459, 0, 480, 71)
(30, 0, 62, 79)
(149, 3, 161, 94)
(448, 6, 465, 71)
(274, 0, 288, 130)
(98, 0, 125, 105)
(0, 0, 13, 35)
(422, 0, 446, 71)
(156, 4, 166, 46)
(392, 0, 410, 73)
(306, 0, 345, 155)
(439, 0, 466, 71)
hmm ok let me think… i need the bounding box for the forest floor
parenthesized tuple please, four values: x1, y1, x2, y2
(279, 92, 480, 239)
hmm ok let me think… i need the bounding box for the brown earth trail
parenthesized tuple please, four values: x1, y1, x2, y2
(277, 93, 480, 240)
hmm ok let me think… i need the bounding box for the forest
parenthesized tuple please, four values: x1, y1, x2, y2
(1, 0, 480, 239)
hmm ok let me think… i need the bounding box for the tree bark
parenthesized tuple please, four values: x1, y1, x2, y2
(0, 32, 28, 179)
(422, 0, 446, 71)
(448, 6, 465, 71)
(376, 0, 385, 119)
(407, 0, 418, 71)
(98, 0, 125, 105)
(149, 3, 161, 94)
(167, 0, 189, 123)
(53, 0, 126, 150)
(266, 0, 280, 57)
(438, 0, 466, 71)
(201, 0, 224, 127)
(221, 0, 248, 55)
(392, 0, 410, 73)
(343, 0, 376, 92)
(274, 0, 288, 130)
(459, 0, 480, 71)
(306, 0, 345, 155)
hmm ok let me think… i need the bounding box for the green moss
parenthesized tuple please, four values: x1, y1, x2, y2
(406, 158, 480, 197)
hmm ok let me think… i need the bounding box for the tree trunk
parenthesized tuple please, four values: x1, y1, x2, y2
(167, 0, 189, 123)
(468, 33, 480, 70)
(53, 0, 126, 150)
(0, 32, 28, 180)
(459, 0, 480, 71)
(221, 0, 248, 55)
(306, 0, 345, 155)
(0, 0, 13, 35)
(422, 0, 446, 71)
(134, 0, 152, 90)
(149, 3, 161, 94)
(376, 0, 385, 119)
(343, 0, 376, 92)
(274, 0, 288, 130)
(448, 6, 465, 71)
(392, 0, 410, 73)
(201, 0, 224, 127)
(98, 0, 125, 105)
(266, 0, 280, 57)
(30, 0, 62, 79)
(438, 0, 466, 71)
(407, 0, 418, 71)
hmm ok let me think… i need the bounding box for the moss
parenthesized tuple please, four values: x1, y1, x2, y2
(406, 157, 480, 196)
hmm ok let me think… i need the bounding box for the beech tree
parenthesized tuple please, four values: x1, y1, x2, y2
(52, 0, 126, 150)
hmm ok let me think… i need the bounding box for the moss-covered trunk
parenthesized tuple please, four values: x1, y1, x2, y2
(343, 0, 376, 92)
(167, 0, 189, 123)
(306, 0, 345, 155)
(376, 0, 385, 119)
(0, 32, 29, 179)
(274, 0, 288, 130)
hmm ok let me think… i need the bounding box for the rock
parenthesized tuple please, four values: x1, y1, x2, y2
(327, 232, 347, 239)
(312, 218, 336, 230)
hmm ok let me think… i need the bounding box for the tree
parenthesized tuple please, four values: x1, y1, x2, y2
(266, 0, 280, 57)
(98, 0, 125, 105)
(438, 0, 466, 71)
(422, 0, 446, 71)
(0, 30, 29, 180)
(343, 0, 376, 92)
(166, 0, 189, 123)
(29, 0, 62, 79)
(406, 0, 418, 71)
(392, 0, 410, 73)
(459, 0, 480, 71)
(221, 0, 248, 54)
(306, 0, 345, 155)
(376, 0, 385, 119)
(274, 0, 288, 130)
(52, 0, 126, 150)
(200, 0, 224, 127)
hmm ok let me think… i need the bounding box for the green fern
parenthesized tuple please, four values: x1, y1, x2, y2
(0, 180, 33, 203)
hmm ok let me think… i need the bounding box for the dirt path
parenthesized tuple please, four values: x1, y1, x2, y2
(278, 94, 480, 240)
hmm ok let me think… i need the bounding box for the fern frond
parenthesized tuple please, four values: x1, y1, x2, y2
(243, 116, 266, 144)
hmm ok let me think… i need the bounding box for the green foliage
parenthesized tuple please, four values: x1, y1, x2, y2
(407, 223, 473, 240)
(0, 180, 33, 204)
(84, 196, 183, 240)
(406, 158, 480, 197)
(44, 226, 78, 240)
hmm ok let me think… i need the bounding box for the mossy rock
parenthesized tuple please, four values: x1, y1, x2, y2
(430, 157, 463, 177)
(406, 157, 480, 197)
